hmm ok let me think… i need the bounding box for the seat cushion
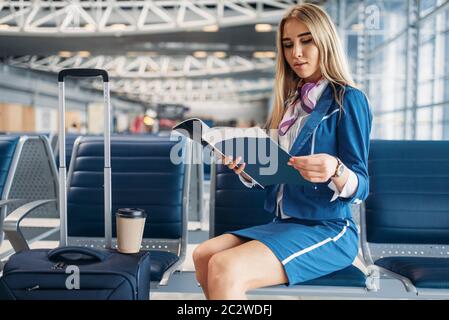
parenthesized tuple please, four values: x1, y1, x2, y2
(300, 265, 366, 287)
(150, 250, 179, 282)
(376, 257, 449, 289)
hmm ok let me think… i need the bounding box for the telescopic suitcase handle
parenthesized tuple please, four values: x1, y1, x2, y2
(58, 68, 109, 82)
(57, 68, 112, 249)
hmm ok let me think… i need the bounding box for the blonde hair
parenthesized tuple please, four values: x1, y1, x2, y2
(266, 3, 355, 129)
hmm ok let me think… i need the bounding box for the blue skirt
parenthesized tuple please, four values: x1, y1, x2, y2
(228, 217, 359, 286)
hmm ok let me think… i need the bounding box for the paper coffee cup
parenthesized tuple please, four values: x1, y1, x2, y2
(116, 208, 147, 254)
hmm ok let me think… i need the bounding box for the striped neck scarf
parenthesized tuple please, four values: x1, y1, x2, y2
(278, 78, 328, 136)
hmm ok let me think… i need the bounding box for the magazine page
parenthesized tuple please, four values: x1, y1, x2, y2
(172, 118, 210, 141)
(173, 118, 308, 188)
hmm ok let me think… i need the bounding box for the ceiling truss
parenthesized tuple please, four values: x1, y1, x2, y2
(7, 54, 276, 78)
(0, 0, 299, 35)
(96, 77, 274, 102)
(6, 53, 275, 102)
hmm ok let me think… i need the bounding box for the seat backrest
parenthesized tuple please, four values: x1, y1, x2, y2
(210, 162, 274, 237)
(0, 136, 19, 198)
(0, 135, 58, 247)
(93, 133, 204, 225)
(66, 135, 190, 254)
(54, 133, 81, 169)
(204, 163, 211, 181)
(6, 131, 52, 138)
(362, 140, 449, 261)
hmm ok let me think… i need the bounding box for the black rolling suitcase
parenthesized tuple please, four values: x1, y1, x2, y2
(0, 69, 151, 300)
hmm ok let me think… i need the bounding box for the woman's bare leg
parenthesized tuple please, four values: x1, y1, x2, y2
(207, 240, 288, 300)
(192, 234, 248, 299)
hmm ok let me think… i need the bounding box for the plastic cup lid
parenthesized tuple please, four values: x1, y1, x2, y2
(116, 208, 147, 219)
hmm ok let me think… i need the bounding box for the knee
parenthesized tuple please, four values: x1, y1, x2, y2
(192, 244, 210, 268)
(208, 253, 244, 288)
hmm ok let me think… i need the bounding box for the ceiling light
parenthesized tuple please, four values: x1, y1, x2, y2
(58, 51, 72, 58)
(203, 24, 219, 32)
(127, 51, 158, 57)
(145, 109, 157, 118)
(142, 42, 154, 49)
(255, 24, 273, 32)
(193, 51, 208, 58)
(253, 51, 276, 59)
(78, 51, 91, 58)
(84, 23, 95, 31)
(110, 24, 128, 30)
(213, 51, 226, 58)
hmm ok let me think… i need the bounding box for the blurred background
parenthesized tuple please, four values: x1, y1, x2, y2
(0, 0, 448, 140)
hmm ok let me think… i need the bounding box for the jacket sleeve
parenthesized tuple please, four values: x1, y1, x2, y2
(237, 173, 264, 190)
(336, 88, 373, 204)
(238, 174, 257, 188)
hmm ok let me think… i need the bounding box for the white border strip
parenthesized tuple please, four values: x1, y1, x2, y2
(282, 220, 350, 265)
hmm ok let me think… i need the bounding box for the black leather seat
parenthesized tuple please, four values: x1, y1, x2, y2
(375, 257, 449, 289)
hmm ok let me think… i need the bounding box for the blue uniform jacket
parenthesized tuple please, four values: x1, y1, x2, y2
(265, 85, 373, 220)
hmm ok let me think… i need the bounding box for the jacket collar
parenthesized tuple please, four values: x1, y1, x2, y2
(289, 84, 335, 155)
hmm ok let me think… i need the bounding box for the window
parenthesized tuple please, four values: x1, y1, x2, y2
(332, 0, 449, 140)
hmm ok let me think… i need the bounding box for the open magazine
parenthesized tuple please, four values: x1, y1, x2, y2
(172, 118, 309, 189)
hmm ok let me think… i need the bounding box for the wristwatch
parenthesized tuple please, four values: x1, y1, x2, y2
(332, 157, 345, 178)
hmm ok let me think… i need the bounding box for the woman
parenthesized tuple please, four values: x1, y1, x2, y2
(193, 3, 372, 300)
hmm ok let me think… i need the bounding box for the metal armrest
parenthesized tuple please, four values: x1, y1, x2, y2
(351, 254, 380, 292)
(3, 199, 57, 252)
(354, 250, 410, 293)
(0, 199, 27, 208)
(366, 264, 417, 294)
(159, 256, 186, 286)
(365, 265, 380, 291)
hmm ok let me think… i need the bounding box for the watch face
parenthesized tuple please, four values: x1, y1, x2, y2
(337, 164, 345, 176)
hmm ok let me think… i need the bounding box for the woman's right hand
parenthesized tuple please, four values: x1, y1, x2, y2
(223, 155, 246, 175)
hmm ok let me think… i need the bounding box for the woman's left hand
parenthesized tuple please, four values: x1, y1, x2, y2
(288, 153, 338, 183)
